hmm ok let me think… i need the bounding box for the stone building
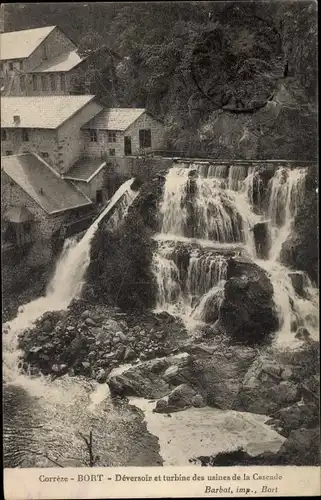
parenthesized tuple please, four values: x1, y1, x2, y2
(1, 95, 103, 173)
(82, 108, 165, 157)
(1, 152, 95, 292)
(1, 152, 93, 252)
(0, 25, 88, 96)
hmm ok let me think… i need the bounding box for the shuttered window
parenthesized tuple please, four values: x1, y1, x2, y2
(139, 129, 151, 148)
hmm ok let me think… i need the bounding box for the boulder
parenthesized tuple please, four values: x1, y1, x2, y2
(275, 427, 320, 465)
(190, 345, 256, 409)
(267, 401, 319, 437)
(96, 369, 107, 383)
(104, 319, 122, 334)
(191, 394, 205, 408)
(288, 272, 305, 296)
(107, 353, 191, 399)
(252, 222, 270, 259)
(154, 399, 169, 413)
(42, 320, 53, 333)
(80, 310, 91, 320)
(234, 356, 300, 415)
(167, 384, 197, 409)
(85, 318, 97, 327)
(124, 347, 136, 361)
(295, 326, 311, 340)
(215, 259, 278, 342)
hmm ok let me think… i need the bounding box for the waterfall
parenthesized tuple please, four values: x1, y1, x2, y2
(3, 178, 137, 383)
(267, 167, 307, 261)
(153, 162, 318, 345)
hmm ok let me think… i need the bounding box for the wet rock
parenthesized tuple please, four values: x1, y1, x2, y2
(114, 345, 125, 361)
(190, 345, 256, 410)
(276, 427, 320, 465)
(85, 318, 97, 327)
(163, 364, 190, 386)
(288, 272, 305, 296)
(115, 331, 127, 342)
(104, 319, 122, 334)
(191, 394, 205, 408)
(42, 320, 53, 333)
(124, 347, 136, 361)
(107, 356, 189, 398)
(252, 222, 270, 259)
(215, 259, 278, 342)
(267, 401, 319, 437)
(29, 346, 43, 354)
(80, 310, 91, 320)
(295, 326, 311, 340)
(96, 369, 107, 383)
(154, 399, 169, 413)
(234, 357, 300, 415)
(167, 384, 197, 408)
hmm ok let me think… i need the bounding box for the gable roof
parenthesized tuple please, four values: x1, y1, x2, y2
(0, 26, 56, 61)
(82, 108, 146, 131)
(29, 50, 86, 73)
(1, 95, 101, 129)
(1, 153, 93, 215)
(64, 157, 106, 182)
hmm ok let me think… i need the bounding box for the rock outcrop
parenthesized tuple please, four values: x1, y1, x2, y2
(215, 258, 278, 342)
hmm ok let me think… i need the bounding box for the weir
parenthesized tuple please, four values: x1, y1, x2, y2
(152, 162, 319, 345)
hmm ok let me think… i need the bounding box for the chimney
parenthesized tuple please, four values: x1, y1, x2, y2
(13, 115, 20, 126)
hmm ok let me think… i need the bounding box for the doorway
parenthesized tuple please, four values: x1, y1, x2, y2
(124, 136, 132, 156)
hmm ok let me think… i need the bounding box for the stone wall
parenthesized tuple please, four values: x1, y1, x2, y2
(82, 129, 123, 158)
(1, 129, 59, 168)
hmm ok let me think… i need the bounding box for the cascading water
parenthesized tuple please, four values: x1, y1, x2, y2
(3, 178, 139, 467)
(152, 162, 319, 345)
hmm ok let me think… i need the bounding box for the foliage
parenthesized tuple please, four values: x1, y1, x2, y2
(87, 208, 157, 312)
(4, 1, 317, 158)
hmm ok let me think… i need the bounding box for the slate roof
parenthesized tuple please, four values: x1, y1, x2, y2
(30, 50, 85, 73)
(82, 108, 146, 131)
(0, 26, 56, 61)
(1, 95, 100, 129)
(64, 157, 106, 182)
(1, 153, 93, 214)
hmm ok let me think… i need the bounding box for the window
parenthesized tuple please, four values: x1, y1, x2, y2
(41, 152, 49, 159)
(90, 129, 98, 142)
(0, 62, 3, 72)
(9, 62, 13, 71)
(22, 129, 29, 142)
(60, 74, 66, 91)
(1, 129, 7, 141)
(50, 74, 56, 91)
(32, 74, 38, 91)
(109, 148, 115, 156)
(107, 131, 116, 143)
(96, 190, 103, 204)
(19, 61, 24, 71)
(20, 75, 26, 91)
(139, 129, 152, 148)
(6, 151, 13, 156)
(41, 75, 48, 91)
